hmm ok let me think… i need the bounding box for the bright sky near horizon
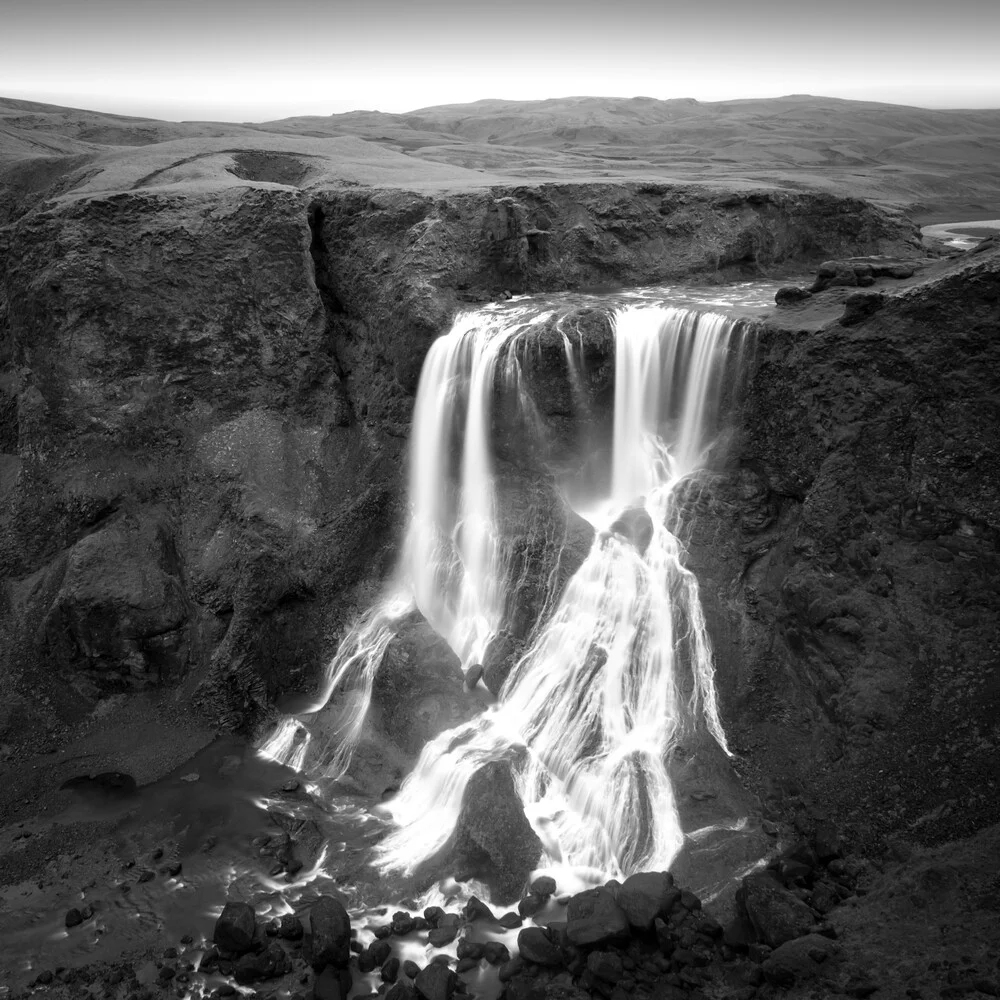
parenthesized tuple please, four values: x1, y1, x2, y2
(2, 0, 999, 120)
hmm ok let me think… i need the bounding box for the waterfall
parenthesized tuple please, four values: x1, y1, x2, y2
(260, 296, 747, 884)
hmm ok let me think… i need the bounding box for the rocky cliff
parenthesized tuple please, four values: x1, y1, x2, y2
(0, 177, 918, 747)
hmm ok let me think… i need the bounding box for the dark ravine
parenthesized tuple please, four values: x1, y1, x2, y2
(1, 174, 997, 997)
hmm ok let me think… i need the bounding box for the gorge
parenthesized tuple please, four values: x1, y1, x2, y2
(0, 98, 999, 1000)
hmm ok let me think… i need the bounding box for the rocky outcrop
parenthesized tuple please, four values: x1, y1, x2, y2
(447, 759, 544, 903)
(0, 174, 919, 743)
(682, 242, 1000, 853)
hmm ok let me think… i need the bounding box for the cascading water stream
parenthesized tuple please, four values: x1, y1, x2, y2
(260, 296, 748, 890)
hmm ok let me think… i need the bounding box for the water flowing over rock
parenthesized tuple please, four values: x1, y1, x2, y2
(263, 298, 749, 892)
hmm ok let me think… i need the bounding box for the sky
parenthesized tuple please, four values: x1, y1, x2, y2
(1, 0, 999, 121)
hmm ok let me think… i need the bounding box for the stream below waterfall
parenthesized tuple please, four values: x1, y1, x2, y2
(3, 280, 782, 997)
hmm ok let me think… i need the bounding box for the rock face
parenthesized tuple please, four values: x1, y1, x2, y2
(448, 759, 544, 903)
(0, 174, 917, 737)
(683, 242, 1000, 854)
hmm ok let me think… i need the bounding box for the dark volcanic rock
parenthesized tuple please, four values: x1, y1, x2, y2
(775, 285, 812, 305)
(566, 887, 629, 946)
(449, 760, 543, 903)
(736, 872, 816, 948)
(516, 926, 563, 966)
(370, 611, 469, 755)
(616, 871, 678, 930)
(414, 963, 457, 1000)
(214, 902, 256, 954)
(310, 895, 352, 971)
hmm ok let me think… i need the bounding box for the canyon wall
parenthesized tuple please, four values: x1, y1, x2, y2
(7, 177, 993, 855)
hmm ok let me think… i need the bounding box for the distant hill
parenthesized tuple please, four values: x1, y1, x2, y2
(2, 93, 999, 220)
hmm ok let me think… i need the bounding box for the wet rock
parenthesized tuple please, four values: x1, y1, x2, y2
(280, 914, 305, 940)
(382, 958, 400, 983)
(313, 966, 349, 1000)
(465, 664, 483, 688)
(517, 927, 563, 966)
(310, 895, 352, 971)
(482, 630, 521, 696)
(450, 760, 543, 903)
(214, 902, 257, 954)
(737, 872, 815, 949)
(518, 893, 544, 917)
(402, 961, 422, 979)
(566, 887, 629, 946)
(370, 940, 392, 966)
(456, 938, 484, 961)
(531, 876, 557, 897)
(415, 962, 457, 1000)
(775, 286, 811, 305)
(428, 925, 459, 947)
(372, 612, 469, 756)
(499, 912, 523, 929)
(616, 872, 677, 931)
(609, 507, 654, 554)
(387, 985, 419, 1000)
(498, 958, 523, 983)
(484, 942, 511, 965)
(65, 907, 83, 928)
(464, 896, 497, 922)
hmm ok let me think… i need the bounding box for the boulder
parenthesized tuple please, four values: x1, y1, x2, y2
(41, 517, 189, 688)
(414, 963, 457, 1000)
(737, 872, 815, 948)
(516, 926, 563, 966)
(310, 895, 352, 971)
(616, 871, 677, 930)
(608, 506, 654, 554)
(775, 285, 811, 305)
(371, 611, 470, 756)
(213, 901, 256, 954)
(565, 887, 629, 947)
(450, 760, 543, 902)
(760, 933, 839, 988)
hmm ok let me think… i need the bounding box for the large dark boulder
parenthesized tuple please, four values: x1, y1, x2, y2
(213, 901, 256, 954)
(41, 515, 190, 689)
(616, 871, 678, 931)
(371, 611, 471, 755)
(736, 872, 816, 948)
(565, 887, 629, 946)
(309, 895, 352, 971)
(516, 926, 564, 966)
(450, 759, 543, 903)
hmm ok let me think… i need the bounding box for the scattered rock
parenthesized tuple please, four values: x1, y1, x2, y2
(414, 962, 457, 1000)
(65, 908, 83, 928)
(213, 902, 257, 954)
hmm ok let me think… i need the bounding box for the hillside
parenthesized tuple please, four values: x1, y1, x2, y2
(2, 94, 999, 220)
